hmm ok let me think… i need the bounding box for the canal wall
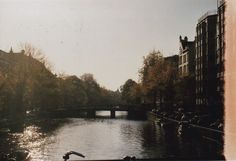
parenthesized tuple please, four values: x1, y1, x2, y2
(147, 111, 224, 147)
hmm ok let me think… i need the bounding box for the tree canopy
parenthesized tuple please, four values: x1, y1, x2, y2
(121, 50, 180, 111)
(0, 45, 122, 119)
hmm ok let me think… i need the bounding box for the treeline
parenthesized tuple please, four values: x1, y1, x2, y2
(120, 50, 195, 113)
(0, 45, 121, 118)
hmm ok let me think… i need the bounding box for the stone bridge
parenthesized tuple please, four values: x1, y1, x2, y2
(45, 104, 153, 118)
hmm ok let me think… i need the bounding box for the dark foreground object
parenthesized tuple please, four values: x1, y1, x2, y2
(65, 158, 225, 161)
(63, 151, 225, 161)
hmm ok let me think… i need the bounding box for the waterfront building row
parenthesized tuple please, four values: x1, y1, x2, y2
(178, 0, 225, 118)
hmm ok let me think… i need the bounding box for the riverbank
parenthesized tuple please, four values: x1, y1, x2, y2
(147, 111, 224, 146)
(147, 111, 225, 160)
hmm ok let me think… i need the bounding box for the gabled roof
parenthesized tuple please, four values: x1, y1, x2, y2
(179, 36, 194, 51)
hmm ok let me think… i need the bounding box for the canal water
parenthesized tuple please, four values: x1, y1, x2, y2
(4, 111, 223, 161)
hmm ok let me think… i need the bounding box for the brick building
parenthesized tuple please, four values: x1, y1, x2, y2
(178, 36, 195, 77)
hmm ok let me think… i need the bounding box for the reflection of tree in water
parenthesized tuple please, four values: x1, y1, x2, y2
(28, 118, 71, 133)
(127, 120, 182, 158)
(177, 127, 223, 158)
(139, 121, 166, 158)
(140, 120, 223, 159)
(159, 122, 180, 157)
(141, 121, 158, 146)
(119, 122, 142, 144)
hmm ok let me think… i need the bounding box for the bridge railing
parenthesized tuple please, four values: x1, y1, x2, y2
(45, 103, 153, 112)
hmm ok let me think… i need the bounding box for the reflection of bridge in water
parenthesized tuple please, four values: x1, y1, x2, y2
(46, 104, 153, 118)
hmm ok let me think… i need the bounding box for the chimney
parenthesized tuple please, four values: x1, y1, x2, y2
(9, 47, 13, 54)
(179, 35, 182, 41)
(184, 36, 188, 41)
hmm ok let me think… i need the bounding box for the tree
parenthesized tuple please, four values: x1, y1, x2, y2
(80, 73, 102, 105)
(139, 50, 165, 107)
(139, 50, 178, 110)
(99, 87, 122, 105)
(174, 75, 195, 112)
(129, 83, 142, 104)
(120, 79, 141, 104)
(20, 43, 52, 70)
(59, 75, 88, 107)
(0, 44, 125, 120)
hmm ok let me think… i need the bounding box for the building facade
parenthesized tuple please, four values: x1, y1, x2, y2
(215, 0, 225, 117)
(165, 54, 179, 68)
(195, 11, 218, 112)
(178, 36, 195, 77)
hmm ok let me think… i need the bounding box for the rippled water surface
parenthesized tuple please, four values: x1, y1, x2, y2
(8, 111, 222, 161)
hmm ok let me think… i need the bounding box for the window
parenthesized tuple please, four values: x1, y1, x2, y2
(179, 67, 182, 75)
(183, 65, 187, 74)
(179, 56, 182, 64)
(183, 54, 187, 63)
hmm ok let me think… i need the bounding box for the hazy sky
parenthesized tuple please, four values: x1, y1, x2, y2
(0, 0, 217, 90)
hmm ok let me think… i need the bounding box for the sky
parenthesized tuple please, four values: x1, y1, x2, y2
(0, 0, 217, 90)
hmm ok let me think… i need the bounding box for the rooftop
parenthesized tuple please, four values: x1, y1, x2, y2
(179, 36, 195, 51)
(198, 10, 217, 23)
(218, 0, 225, 7)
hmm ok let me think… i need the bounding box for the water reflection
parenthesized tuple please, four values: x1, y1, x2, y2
(96, 111, 128, 119)
(1, 112, 223, 161)
(12, 126, 46, 161)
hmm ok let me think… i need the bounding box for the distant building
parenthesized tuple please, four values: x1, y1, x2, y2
(195, 11, 218, 111)
(0, 48, 25, 73)
(0, 47, 25, 55)
(178, 36, 195, 77)
(9, 47, 13, 54)
(165, 54, 178, 68)
(162, 55, 178, 110)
